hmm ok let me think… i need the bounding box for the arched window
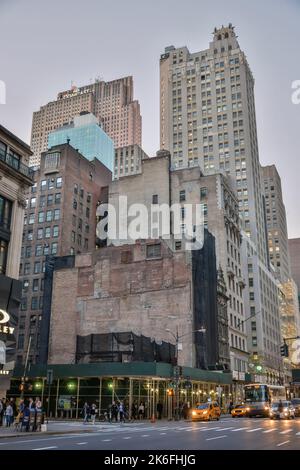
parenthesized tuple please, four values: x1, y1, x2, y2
(218, 34, 222, 40)
(225, 32, 229, 39)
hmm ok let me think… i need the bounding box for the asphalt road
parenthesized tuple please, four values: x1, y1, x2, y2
(0, 418, 300, 450)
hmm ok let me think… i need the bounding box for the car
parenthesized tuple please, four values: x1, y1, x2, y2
(191, 402, 221, 421)
(291, 398, 300, 417)
(269, 401, 295, 420)
(231, 404, 250, 418)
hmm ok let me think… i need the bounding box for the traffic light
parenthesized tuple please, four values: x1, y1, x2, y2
(280, 343, 289, 357)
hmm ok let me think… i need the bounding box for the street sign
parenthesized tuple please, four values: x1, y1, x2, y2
(46, 369, 53, 385)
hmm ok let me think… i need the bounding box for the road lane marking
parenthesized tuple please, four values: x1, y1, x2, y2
(32, 446, 57, 450)
(216, 427, 233, 432)
(141, 435, 149, 437)
(231, 427, 250, 432)
(160, 433, 166, 435)
(279, 430, 292, 434)
(263, 429, 278, 433)
(277, 441, 290, 447)
(246, 428, 262, 432)
(199, 427, 219, 431)
(123, 437, 132, 439)
(77, 442, 87, 445)
(102, 439, 112, 442)
(206, 435, 227, 441)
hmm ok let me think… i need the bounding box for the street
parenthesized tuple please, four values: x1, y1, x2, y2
(0, 418, 300, 450)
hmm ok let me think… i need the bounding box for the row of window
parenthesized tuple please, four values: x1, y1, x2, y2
(25, 207, 60, 225)
(28, 193, 61, 208)
(32, 177, 62, 193)
(21, 241, 58, 261)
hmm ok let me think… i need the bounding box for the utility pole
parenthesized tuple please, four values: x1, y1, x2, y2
(20, 336, 32, 400)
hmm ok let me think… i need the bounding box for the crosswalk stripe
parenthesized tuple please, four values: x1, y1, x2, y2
(277, 441, 290, 447)
(206, 435, 227, 441)
(263, 429, 277, 433)
(216, 427, 233, 432)
(246, 428, 262, 432)
(280, 430, 292, 434)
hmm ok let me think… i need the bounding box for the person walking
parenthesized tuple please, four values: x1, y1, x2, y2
(138, 402, 144, 420)
(82, 402, 89, 423)
(5, 402, 13, 427)
(90, 404, 97, 424)
(156, 401, 163, 420)
(0, 399, 3, 426)
(131, 401, 138, 420)
(119, 401, 126, 423)
(111, 401, 119, 422)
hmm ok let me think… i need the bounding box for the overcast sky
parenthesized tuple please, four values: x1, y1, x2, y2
(0, 0, 299, 237)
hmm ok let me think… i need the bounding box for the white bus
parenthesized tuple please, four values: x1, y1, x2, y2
(244, 384, 286, 417)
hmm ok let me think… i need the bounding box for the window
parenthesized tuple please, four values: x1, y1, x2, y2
(31, 297, 38, 310)
(32, 279, 39, 292)
(80, 188, 84, 198)
(35, 244, 43, 256)
(71, 231, 75, 243)
(73, 199, 77, 210)
(0, 195, 12, 231)
(22, 279, 29, 292)
(146, 244, 161, 258)
(27, 230, 33, 241)
(34, 261, 41, 274)
(38, 211, 44, 223)
(28, 213, 35, 225)
(18, 334, 24, 349)
(78, 234, 82, 246)
(51, 242, 58, 254)
(179, 190, 186, 202)
(47, 194, 53, 206)
(25, 245, 31, 257)
(40, 180, 47, 191)
(152, 194, 158, 204)
(24, 263, 30, 275)
(175, 241, 182, 251)
(200, 187, 208, 199)
(56, 177, 62, 188)
(53, 226, 59, 237)
(46, 210, 52, 222)
(37, 228, 43, 239)
(84, 238, 88, 249)
(201, 203, 208, 216)
(54, 209, 60, 220)
(45, 227, 51, 238)
(48, 178, 55, 190)
(55, 193, 61, 204)
(39, 195, 46, 207)
(30, 197, 36, 208)
(74, 184, 78, 195)
(45, 151, 60, 170)
(43, 244, 49, 255)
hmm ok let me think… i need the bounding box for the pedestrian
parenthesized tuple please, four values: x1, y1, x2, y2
(131, 401, 137, 420)
(0, 399, 3, 426)
(138, 402, 144, 420)
(5, 402, 13, 427)
(90, 404, 97, 425)
(119, 401, 126, 423)
(22, 405, 30, 432)
(82, 402, 89, 423)
(35, 397, 42, 412)
(182, 402, 189, 420)
(111, 401, 119, 422)
(156, 401, 163, 420)
(228, 401, 234, 414)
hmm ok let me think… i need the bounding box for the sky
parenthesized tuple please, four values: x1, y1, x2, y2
(0, 0, 299, 237)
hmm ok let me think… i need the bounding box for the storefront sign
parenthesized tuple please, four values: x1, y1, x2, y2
(0, 309, 15, 335)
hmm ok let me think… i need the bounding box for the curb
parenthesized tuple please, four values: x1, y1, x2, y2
(0, 429, 94, 439)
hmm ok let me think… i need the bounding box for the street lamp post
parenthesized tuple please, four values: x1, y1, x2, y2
(166, 327, 206, 421)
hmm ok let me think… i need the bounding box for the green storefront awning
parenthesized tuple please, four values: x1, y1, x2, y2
(12, 362, 232, 385)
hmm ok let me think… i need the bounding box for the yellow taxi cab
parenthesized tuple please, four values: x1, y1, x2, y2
(191, 402, 221, 421)
(231, 404, 250, 418)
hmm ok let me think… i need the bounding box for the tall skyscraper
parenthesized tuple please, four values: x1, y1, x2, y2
(30, 76, 142, 167)
(261, 165, 290, 282)
(16, 144, 111, 364)
(160, 25, 284, 385)
(289, 239, 300, 298)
